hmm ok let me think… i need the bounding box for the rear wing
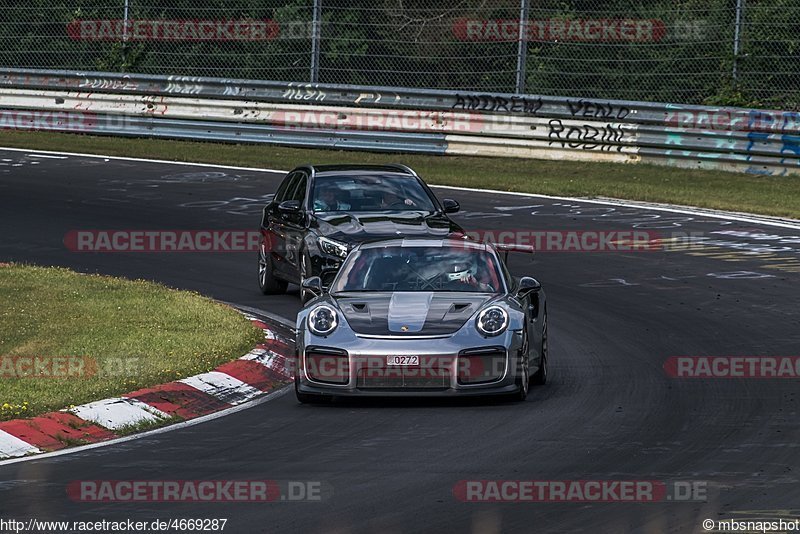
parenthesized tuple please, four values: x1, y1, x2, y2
(492, 243, 535, 264)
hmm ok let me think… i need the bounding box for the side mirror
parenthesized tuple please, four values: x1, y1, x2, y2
(515, 276, 541, 299)
(302, 276, 324, 297)
(278, 200, 301, 214)
(442, 199, 460, 214)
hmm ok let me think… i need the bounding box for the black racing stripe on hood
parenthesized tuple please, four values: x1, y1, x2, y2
(336, 293, 494, 336)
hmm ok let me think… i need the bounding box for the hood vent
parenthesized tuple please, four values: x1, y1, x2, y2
(337, 294, 493, 336)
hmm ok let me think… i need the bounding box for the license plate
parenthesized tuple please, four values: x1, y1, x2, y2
(386, 355, 419, 366)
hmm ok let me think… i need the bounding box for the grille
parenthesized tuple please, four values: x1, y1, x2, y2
(357, 367, 449, 389)
(457, 347, 507, 385)
(305, 347, 348, 385)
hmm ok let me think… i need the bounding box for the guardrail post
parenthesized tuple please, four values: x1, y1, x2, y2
(732, 0, 745, 85)
(310, 0, 322, 83)
(515, 0, 530, 94)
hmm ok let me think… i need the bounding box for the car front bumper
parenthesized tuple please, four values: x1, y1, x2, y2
(296, 331, 524, 398)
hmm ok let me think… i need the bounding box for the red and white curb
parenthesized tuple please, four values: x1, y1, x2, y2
(0, 314, 294, 459)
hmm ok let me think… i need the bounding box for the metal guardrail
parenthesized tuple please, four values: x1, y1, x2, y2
(0, 68, 798, 176)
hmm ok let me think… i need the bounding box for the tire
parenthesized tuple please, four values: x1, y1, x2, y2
(258, 241, 288, 295)
(531, 309, 548, 386)
(510, 332, 530, 401)
(299, 250, 314, 304)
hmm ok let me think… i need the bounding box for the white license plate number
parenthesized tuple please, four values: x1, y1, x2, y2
(386, 355, 419, 366)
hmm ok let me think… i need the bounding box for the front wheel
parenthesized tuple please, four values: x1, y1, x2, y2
(299, 250, 314, 304)
(258, 242, 288, 295)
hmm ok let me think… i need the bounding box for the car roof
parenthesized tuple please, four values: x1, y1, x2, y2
(296, 164, 418, 177)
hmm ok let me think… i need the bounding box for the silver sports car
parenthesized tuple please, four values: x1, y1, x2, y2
(294, 237, 548, 402)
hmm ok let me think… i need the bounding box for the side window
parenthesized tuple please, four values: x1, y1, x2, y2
(289, 173, 308, 204)
(274, 172, 298, 203)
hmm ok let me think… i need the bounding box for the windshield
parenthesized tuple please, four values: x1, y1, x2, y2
(331, 245, 503, 293)
(312, 174, 437, 213)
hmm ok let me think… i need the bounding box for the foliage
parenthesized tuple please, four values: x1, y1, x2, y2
(0, 0, 797, 107)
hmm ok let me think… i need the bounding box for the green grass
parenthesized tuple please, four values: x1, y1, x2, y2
(0, 264, 264, 421)
(1, 131, 799, 219)
(114, 415, 184, 436)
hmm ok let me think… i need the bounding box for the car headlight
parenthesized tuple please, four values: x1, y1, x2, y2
(308, 305, 338, 336)
(318, 236, 349, 258)
(476, 305, 508, 336)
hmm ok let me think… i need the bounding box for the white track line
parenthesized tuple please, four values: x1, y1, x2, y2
(1, 145, 797, 230)
(26, 153, 68, 159)
(432, 184, 800, 231)
(0, 146, 286, 173)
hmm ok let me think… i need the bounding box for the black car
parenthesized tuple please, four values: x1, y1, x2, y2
(258, 164, 464, 302)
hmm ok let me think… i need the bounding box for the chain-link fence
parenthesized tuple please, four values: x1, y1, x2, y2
(0, 1, 798, 108)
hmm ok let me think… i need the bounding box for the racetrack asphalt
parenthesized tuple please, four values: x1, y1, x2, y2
(0, 149, 798, 532)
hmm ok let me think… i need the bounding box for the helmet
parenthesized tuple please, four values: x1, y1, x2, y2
(445, 258, 475, 281)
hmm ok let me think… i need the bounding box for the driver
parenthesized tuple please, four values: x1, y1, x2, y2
(314, 184, 351, 211)
(380, 189, 416, 208)
(445, 256, 494, 292)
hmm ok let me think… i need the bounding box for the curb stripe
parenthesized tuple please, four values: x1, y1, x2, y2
(0, 430, 41, 458)
(215, 359, 281, 392)
(243, 346, 294, 380)
(0, 311, 294, 459)
(69, 398, 171, 430)
(261, 336, 294, 355)
(179, 371, 262, 406)
(0, 420, 69, 452)
(0, 413, 116, 452)
(125, 382, 231, 419)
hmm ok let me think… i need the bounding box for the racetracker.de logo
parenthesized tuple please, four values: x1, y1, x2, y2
(664, 356, 800, 378)
(453, 480, 707, 502)
(461, 230, 662, 252)
(453, 18, 666, 42)
(64, 230, 261, 253)
(0, 356, 142, 379)
(0, 356, 94, 379)
(303, 354, 503, 382)
(67, 480, 326, 502)
(0, 110, 98, 132)
(66, 19, 280, 41)
(272, 110, 485, 133)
